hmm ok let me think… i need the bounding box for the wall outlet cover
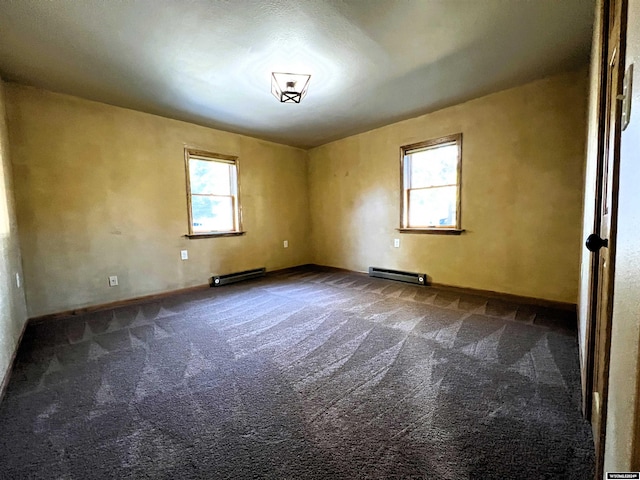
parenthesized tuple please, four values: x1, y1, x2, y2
(108, 275, 118, 287)
(181, 250, 188, 260)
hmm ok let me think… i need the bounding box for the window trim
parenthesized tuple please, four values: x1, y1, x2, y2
(184, 148, 244, 237)
(399, 133, 463, 234)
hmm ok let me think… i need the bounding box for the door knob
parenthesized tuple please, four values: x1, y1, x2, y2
(586, 233, 609, 252)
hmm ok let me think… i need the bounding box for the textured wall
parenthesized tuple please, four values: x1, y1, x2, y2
(604, 0, 640, 470)
(6, 85, 310, 318)
(308, 70, 588, 303)
(0, 77, 28, 389)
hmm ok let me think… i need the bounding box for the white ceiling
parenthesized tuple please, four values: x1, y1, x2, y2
(0, 0, 594, 149)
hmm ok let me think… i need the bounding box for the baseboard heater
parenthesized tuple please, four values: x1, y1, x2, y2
(211, 267, 266, 287)
(368, 267, 427, 286)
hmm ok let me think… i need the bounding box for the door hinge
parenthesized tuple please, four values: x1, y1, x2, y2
(622, 63, 634, 131)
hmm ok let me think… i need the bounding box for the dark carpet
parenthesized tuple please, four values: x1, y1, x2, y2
(0, 267, 594, 479)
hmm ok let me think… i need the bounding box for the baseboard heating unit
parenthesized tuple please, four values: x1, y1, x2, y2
(368, 267, 427, 285)
(211, 267, 266, 287)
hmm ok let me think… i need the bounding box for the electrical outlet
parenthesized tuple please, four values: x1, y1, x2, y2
(394, 238, 400, 248)
(181, 250, 188, 260)
(108, 275, 118, 287)
(284, 240, 289, 248)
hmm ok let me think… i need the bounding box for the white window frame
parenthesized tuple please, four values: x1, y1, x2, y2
(184, 148, 243, 237)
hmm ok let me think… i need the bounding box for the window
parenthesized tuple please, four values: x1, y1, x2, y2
(185, 149, 243, 236)
(400, 134, 462, 232)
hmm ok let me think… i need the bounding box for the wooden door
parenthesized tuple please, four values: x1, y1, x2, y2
(585, 0, 627, 477)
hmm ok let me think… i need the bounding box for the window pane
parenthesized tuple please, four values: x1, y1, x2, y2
(409, 144, 458, 188)
(408, 186, 457, 227)
(189, 159, 231, 195)
(191, 196, 234, 232)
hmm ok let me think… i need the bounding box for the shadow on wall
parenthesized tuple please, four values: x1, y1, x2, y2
(350, 187, 394, 271)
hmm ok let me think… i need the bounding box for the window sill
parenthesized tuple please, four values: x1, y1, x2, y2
(186, 231, 246, 239)
(397, 228, 465, 236)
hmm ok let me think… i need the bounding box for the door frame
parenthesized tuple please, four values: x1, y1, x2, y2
(583, 0, 628, 477)
(583, 0, 610, 422)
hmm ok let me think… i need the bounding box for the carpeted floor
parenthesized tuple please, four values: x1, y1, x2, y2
(0, 266, 594, 479)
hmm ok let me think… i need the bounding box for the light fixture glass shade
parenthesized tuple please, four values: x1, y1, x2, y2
(271, 72, 311, 103)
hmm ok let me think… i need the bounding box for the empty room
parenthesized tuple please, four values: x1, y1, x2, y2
(1, 0, 640, 478)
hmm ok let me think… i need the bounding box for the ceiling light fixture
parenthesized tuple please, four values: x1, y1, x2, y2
(271, 72, 311, 103)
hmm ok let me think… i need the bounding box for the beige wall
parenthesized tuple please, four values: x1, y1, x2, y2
(604, 0, 640, 471)
(6, 85, 310, 318)
(308, 70, 588, 303)
(0, 77, 28, 389)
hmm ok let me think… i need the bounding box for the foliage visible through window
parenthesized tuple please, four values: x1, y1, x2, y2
(185, 149, 241, 235)
(401, 134, 462, 229)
